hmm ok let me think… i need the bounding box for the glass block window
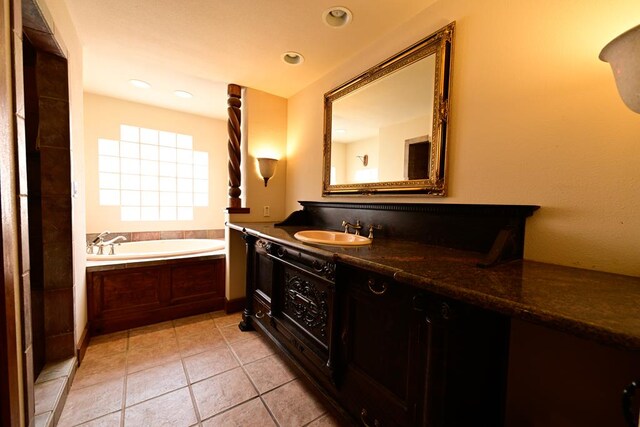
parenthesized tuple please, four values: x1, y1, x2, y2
(98, 125, 209, 221)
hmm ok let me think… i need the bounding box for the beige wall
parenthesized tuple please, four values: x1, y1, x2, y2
(379, 114, 430, 181)
(286, 0, 640, 277)
(83, 93, 228, 233)
(241, 88, 288, 222)
(37, 0, 87, 348)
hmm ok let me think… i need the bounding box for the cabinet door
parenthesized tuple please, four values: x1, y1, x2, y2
(252, 239, 274, 303)
(338, 267, 426, 426)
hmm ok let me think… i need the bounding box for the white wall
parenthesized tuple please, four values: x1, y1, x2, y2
(286, 0, 640, 277)
(83, 93, 228, 233)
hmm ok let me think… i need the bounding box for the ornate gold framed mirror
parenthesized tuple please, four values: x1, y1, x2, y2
(322, 22, 454, 196)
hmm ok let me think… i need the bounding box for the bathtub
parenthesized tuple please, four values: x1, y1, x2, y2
(86, 238, 225, 261)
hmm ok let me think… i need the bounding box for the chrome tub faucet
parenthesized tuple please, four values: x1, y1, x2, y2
(87, 230, 109, 254)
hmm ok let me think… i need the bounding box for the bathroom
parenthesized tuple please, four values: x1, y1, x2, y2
(1, 0, 640, 426)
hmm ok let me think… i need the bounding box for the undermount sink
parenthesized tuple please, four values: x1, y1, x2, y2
(294, 230, 372, 246)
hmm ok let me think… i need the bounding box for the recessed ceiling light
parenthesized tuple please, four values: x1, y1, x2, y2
(322, 6, 352, 28)
(129, 79, 151, 89)
(174, 90, 193, 99)
(282, 51, 304, 65)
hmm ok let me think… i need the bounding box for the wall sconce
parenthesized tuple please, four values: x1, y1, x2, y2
(356, 154, 369, 167)
(600, 24, 640, 113)
(257, 157, 278, 187)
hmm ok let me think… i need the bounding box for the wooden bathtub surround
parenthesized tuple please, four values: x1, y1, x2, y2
(87, 256, 225, 335)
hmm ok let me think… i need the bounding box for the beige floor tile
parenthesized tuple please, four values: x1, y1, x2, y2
(126, 360, 187, 407)
(191, 367, 257, 419)
(72, 352, 127, 390)
(262, 379, 327, 427)
(58, 378, 123, 426)
(78, 411, 121, 426)
(183, 345, 239, 383)
(176, 328, 227, 357)
(126, 339, 181, 373)
(34, 377, 65, 415)
(219, 323, 258, 344)
(306, 413, 343, 426)
(229, 336, 275, 365)
(202, 397, 276, 426)
(213, 312, 243, 328)
(244, 354, 297, 394)
(128, 322, 177, 350)
(124, 387, 197, 427)
(86, 331, 128, 356)
(173, 313, 215, 337)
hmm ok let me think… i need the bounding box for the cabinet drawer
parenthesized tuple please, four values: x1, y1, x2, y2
(252, 295, 272, 332)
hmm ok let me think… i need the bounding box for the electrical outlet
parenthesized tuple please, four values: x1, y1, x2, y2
(263, 206, 270, 217)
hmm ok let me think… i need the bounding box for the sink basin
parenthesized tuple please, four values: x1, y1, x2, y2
(294, 230, 372, 246)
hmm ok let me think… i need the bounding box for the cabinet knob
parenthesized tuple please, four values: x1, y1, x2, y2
(367, 278, 387, 295)
(255, 310, 264, 319)
(360, 408, 381, 427)
(623, 379, 640, 427)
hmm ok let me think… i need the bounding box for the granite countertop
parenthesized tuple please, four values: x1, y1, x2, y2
(228, 222, 640, 351)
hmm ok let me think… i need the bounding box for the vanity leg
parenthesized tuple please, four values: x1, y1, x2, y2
(238, 232, 257, 332)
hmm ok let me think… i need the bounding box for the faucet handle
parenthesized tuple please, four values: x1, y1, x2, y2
(368, 224, 382, 239)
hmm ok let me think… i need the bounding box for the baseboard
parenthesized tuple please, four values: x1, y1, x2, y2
(225, 297, 246, 314)
(77, 323, 90, 366)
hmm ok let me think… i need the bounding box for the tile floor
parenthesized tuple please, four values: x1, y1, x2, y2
(57, 311, 342, 426)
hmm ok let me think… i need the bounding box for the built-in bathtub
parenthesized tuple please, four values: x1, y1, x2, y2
(87, 238, 225, 262)
(85, 238, 227, 335)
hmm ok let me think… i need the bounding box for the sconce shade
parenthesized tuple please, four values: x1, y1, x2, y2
(257, 157, 278, 187)
(600, 24, 640, 113)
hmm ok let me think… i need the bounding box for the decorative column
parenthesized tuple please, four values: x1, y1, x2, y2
(227, 84, 242, 208)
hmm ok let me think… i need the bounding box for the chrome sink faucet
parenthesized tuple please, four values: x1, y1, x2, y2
(341, 220, 362, 235)
(368, 224, 382, 239)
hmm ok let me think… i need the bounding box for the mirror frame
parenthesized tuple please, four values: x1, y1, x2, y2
(322, 22, 454, 196)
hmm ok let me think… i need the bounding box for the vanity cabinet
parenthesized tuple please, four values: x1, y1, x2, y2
(241, 233, 511, 426)
(337, 265, 509, 427)
(243, 236, 338, 389)
(337, 266, 427, 426)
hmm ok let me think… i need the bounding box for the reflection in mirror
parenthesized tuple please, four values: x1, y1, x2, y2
(323, 22, 454, 196)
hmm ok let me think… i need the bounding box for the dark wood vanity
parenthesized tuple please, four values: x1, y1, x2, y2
(231, 201, 582, 426)
(230, 201, 640, 426)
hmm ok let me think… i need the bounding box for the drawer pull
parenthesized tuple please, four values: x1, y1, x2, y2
(255, 310, 264, 319)
(360, 408, 381, 427)
(367, 278, 387, 295)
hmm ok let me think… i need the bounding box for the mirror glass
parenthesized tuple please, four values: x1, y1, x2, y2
(323, 22, 454, 196)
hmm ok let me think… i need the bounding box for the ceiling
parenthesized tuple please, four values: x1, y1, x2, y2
(64, 0, 437, 119)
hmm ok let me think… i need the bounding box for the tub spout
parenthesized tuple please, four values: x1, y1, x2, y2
(103, 236, 127, 246)
(100, 236, 127, 256)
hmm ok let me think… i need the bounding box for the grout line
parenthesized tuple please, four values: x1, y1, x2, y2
(120, 328, 131, 427)
(181, 350, 203, 425)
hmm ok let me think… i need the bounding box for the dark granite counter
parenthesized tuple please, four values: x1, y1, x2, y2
(228, 222, 640, 351)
